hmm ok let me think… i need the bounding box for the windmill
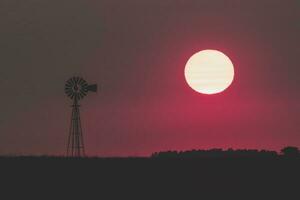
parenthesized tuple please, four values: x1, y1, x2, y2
(65, 77, 97, 157)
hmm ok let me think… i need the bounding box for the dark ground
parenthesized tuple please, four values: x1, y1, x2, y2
(1, 156, 300, 198)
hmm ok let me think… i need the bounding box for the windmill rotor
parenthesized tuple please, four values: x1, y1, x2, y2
(64, 77, 97, 101)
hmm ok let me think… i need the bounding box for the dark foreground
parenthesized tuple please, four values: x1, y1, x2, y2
(1, 156, 300, 198)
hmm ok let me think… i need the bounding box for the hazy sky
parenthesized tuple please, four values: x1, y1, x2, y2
(0, 0, 299, 156)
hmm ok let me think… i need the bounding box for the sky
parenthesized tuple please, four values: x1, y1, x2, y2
(0, 0, 299, 156)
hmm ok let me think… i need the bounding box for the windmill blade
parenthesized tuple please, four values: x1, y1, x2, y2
(65, 83, 73, 89)
(65, 85, 71, 91)
(82, 84, 89, 92)
(78, 77, 84, 85)
(79, 89, 87, 96)
(65, 89, 73, 95)
(75, 77, 80, 84)
(67, 92, 73, 98)
(81, 79, 87, 86)
(65, 90, 71, 96)
(71, 77, 77, 84)
(67, 78, 73, 84)
(65, 85, 72, 90)
(65, 90, 72, 95)
(66, 80, 72, 86)
(65, 87, 73, 93)
(67, 93, 73, 98)
(65, 90, 72, 96)
(79, 92, 84, 99)
(69, 77, 74, 84)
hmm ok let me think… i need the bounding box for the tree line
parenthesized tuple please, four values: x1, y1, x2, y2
(151, 146, 300, 158)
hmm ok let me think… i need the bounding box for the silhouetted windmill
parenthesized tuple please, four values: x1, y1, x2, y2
(65, 77, 97, 157)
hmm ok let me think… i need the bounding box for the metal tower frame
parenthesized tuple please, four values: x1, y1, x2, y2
(67, 97, 85, 157)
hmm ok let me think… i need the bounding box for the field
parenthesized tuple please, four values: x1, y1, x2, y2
(1, 156, 299, 198)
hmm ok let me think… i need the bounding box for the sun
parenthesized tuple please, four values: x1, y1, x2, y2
(184, 50, 234, 94)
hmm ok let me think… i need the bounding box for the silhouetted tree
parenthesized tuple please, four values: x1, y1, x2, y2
(281, 146, 299, 157)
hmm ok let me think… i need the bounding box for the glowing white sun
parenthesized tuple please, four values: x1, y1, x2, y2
(184, 50, 234, 94)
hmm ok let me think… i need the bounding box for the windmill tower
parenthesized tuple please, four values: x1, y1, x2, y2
(64, 77, 97, 157)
